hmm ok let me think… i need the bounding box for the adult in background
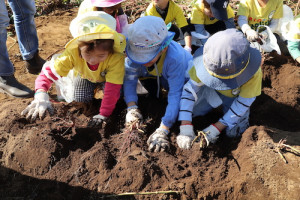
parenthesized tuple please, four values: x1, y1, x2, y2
(0, 0, 45, 98)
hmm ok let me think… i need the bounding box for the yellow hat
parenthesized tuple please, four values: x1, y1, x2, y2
(65, 11, 126, 53)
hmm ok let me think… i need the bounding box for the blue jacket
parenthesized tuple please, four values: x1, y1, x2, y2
(123, 41, 193, 128)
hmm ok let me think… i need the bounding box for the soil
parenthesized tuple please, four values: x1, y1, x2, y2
(1, 4, 300, 200)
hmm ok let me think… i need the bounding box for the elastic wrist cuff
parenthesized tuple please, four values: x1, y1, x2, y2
(35, 91, 47, 96)
(158, 127, 169, 135)
(181, 124, 193, 126)
(212, 124, 221, 132)
(127, 105, 138, 110)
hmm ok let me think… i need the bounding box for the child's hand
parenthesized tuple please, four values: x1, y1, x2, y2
(245, 29, 259, 42)
(125, 106, 143, 124)
(87, 114, 107, 127)
(177, 124, 195, 149)
(21, 91, 53, 121)
(147, 128, 169, 152)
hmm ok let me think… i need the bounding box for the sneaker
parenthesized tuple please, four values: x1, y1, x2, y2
(0, 75, 33, 98)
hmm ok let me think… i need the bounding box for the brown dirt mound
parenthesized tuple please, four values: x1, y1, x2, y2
(1, 7, 300, 200)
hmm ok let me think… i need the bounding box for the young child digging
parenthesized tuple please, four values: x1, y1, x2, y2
(124, 16, 193, 152)
(78, 0, 128, 34)
(190, 0, 235, 45)
(177, 29, 262, 149)
(21, 11, 126, 127)
(145, 0, 192, 53)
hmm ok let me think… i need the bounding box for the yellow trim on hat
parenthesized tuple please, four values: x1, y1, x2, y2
(65, 24, 126, 53)
(205, 54, 250, 80)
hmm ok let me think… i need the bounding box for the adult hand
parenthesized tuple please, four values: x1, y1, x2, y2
(21, 92, 53, 121)
(245, 29, 259, 42)
(147, 128, 169, 152)
(87, 114, 107, 127)
(125, 106, 143, 124)
(202, 124, 221, 144)
(177, 125, 195, 149)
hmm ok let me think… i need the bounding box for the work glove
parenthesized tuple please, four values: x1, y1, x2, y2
(202, 124, 221, 144)
(183, 46, 192, 53)
(125, 106, 143, 124)
(87, 114, 107, 127)
(147, 128, 169, 152)
(245, 29, 260, 42)
(21, 91, 53, 121)
(176, 125, 195, 149)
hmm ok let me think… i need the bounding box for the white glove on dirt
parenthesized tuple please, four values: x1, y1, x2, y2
(245, 29, 259, 42)
(183, 46, 192, 53)
(88, 114, 107, 127)
(147, 128, 169, 152)
(177, 125, 195, 149)
(203, 124, 221, 144)
(21, 92, 53, 121)
(125, 106, 143, 124)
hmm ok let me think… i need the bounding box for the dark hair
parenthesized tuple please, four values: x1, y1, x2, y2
(96, 4, 122, 16)
(78, 39, 114, 55)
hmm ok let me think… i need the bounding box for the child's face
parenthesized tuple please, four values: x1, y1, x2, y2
(203, 7, 214, 18)
(80, 47, 110, 65)
(143, 52, 162, 67)
(102, 7, 117, 15)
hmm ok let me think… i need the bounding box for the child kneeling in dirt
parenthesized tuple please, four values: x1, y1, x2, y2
(124, 16, 193, 152)
(190, 0, 235, 45)
(144, 0, 192, 53)
(78, 0, 128, 34)
(177, 29, 262, 149)
(21, 11, 126, 127)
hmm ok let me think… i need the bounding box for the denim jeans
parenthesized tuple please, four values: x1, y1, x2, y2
(0, 0, 38, 75)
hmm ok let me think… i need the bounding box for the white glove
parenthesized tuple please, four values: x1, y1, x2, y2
(88, 114, 107, 127)
(21, 92, 53, 121)
(125, 106, 143, 124)
(147, 128, 169, 152)
(245, 29, 259, 42)
(183, 46, 192, 53)
(259, 30, 268, 40)
(202, 124, 221, 144)
(177, 125, 195, 149)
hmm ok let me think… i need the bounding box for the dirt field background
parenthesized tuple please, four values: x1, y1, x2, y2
(0, 1, 300, 199)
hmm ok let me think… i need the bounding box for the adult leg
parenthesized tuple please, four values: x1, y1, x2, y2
(0, 0, 33, 98)
(8, 0, 44, 74)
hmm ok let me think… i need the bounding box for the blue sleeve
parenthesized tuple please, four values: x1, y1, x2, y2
(224, 18, 235, 29)
(161, 60, 187, 128)
(219, 96, 256, 129)
(123, 58, 139, 104)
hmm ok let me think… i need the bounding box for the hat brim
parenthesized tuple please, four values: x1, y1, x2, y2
(90, 0, 125, 7)
(65, 32, 125, 53)
(126, 31, 174, 65)
(195, 45, 261, 90)
(211, 7, 228, 21)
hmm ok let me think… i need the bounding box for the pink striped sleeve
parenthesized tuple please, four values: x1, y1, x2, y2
(35, 65, 59, 91)
(99, 82, 122, 117)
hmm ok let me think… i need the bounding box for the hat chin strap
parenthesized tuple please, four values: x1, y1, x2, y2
(154, 63, 160, 98)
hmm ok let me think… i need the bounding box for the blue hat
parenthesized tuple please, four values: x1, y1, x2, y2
(126, 16, 174, 65)
(206, 0, 229, 21)
(194, 29, 261, 90)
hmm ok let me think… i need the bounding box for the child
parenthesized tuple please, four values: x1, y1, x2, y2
(177, 29, 262, 149)
(21, 11, 126, 127)
(124, 16, 193, 152)
(144, 0, 192, 53)
(190, 0, 235, 45)
(286, 16, 300, 64)
(78, 0, 128, 34)
(237, 0, 283, 43)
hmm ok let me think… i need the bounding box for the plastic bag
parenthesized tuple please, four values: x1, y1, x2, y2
(45, 53, 76, 103)
(257, 25, 281, 55)
(275, 5, 294, 41)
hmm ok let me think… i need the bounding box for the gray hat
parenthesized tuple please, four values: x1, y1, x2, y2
(194, 29, 262, 90)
